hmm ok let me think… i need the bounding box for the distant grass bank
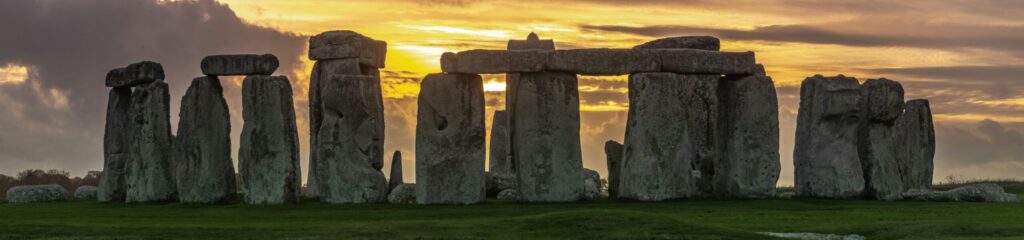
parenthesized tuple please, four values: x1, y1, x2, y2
(0, 182, 1022, 240)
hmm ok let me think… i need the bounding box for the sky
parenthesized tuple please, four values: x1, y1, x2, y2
(0, 0, 1022, 186)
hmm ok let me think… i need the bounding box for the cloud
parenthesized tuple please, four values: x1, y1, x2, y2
(934, 119, 1024, 180)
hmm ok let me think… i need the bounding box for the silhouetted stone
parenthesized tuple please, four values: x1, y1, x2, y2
(657, 49, 756, 74)
(899, 99, 935, 190)
(497, 189, 519, 201)
(634, 36, 720, 51)
(582, 168, 601, 201)
(239, 75, 300, 204)
(903, 183, 1017, 203)
(440, 48, 754, 75)
(388, 183, 416, 204)
(416, 73, 486, 204)
(604, 140, 623, 199)
(794, 75, 864, 198)
(127, 82, 176, 203)
(174, 76, 235, 204)
(201, 54, 279, 76)
(716, 74, 780, 198)
(488, 110, 514, 195)
(105, 61, 164, 87)
(507, 32, 555, 50)
(858, 78, 905, 201)
(308, 30, 387, 67)
(5, 185, 70, 203)
(74, 186, 99, 200)
(389, 151, 403, 193)
(315, 75, 388, 204)
(100, 87, 131, 202)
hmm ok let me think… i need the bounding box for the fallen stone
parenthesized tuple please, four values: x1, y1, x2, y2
(507, 32, 555, 50)
(657, 49, 756, 74)
(634, 36, 720, 51)
(507, 72, 584, 202)
(582, 168, 601, 201)
(858, 78, 905, 201)
(105, 61, 164, 87)
(308, 30, 387, 68)
(388, 183, 416, 204)
(314, 75, 388, 204)
(716, 74, 780, 198)
(903, 183, 1018, 203)
(99, 87, 132, 202)
(239, 75, 301, 204)
(307, 58, 364, 198)
(5, 185, 70, 203)
(604, 140, 623, 199)
(389, 151, 403, 193)
(416, 73, 486, 204)
(174, 76, 236, 204)
(619, 73, 717, 201)
(777, 192, 796, 199)
(127, 81, 177, 203)
(794, 75, 864, 198)
(497, 189, 520, 201)
(760, 232, 866, 240)
(201, 54, 279, 76)
(899, 99, 935, 190)
(74, 186, 99, 200)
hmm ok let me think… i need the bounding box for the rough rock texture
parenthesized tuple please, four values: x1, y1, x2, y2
(389, 151, 403, 193)
(903, 183, 1018, 203)
(416, 73, 486, 205)
(105, 61, 164, 87)
(126, 82, 177, 203)
(582, 168, 601, 201)
(760, 232, 867, 240)
(716, 74, 780, 198)
(308, 30, 387, 67)
(507, 32, 555, 50)
(313, 75, 388, 204)
(619, 73, 717, 201)
(100, 87, 131, 202)
(508, 72, 584, 202)
(657, 49, 756, 74)
(441, 49, 754, 75)
(899, 99, 935, 190)
(488, 110, 514, 195)
(858, 79, 905, 201)
(548, 48, 651, 75)
(604, 140, 623, 199)
(239, 75, 301, 204)
(634, 36, 720, 51)
(388, 183, 416, 204)
(74, 186, 99, 200)
(497, 189, 520, 201)
(794, 75, 865, 198)
(174, 76, 235, 204)
(5, 185, 70, 203)
(201, 54, 279, 76)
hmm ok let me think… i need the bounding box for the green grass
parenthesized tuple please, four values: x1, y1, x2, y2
(1, 184, 1022, 240)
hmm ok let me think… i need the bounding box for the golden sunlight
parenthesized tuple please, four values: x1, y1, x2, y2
(0, 64, 28, 84)
(483, 80, 506, 92)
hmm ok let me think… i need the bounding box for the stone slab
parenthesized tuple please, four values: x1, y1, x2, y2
(201, 54, 279, 76)
(127, 81, 177, 203)
(794, 75, 865, 198)
(99, 87, 132, 202)
(239, 75, 301, 204)
(105, 61, 164, 87)
(716, 74, 780, 198)
(308, 30, 387, 68)
(415, 73, 486, 204)
(314, 74, 388, 204)
(174, 76, 235, 204)
(899, 99, 935, 190)
(634, 36, 720, 51)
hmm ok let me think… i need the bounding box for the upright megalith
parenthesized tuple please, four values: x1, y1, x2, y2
(858, 79, 905, 201)
(174, 76, 235, 204)
(100, 87, 132, 202)
(716, 74, 780, 198)
(239, 75, 301, 204)
(201, 54, 279, 76)
(315, 75, 388, 204)
(389, 151, 403, 192)
(416, 73, 486, 204)
(619, 73, 717, 201)
(794, 75, 864, 198)
(899, 99, 935, 190)
(488, 110, 514, 194)
(105, 61, 164, 87)
(127, 81, 177, 202)
(604, 140, 623, 199)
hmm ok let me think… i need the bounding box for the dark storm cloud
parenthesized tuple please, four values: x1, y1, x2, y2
(0, 0, 306, 176)
(936, 119, 1024, 168)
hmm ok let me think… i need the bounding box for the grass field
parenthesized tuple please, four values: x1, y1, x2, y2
(1, 182, 1022, 240)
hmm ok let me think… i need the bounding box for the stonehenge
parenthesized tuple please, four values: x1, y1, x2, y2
(127, 81, 177, 203)
(174, 76, 235, 204)
(239, 75, 301, 204)
(314, 75, 388, 204)
(415, 73, 486, 204)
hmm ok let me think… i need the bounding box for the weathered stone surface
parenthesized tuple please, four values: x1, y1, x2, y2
(306, 58, 367, 198)
(100, 87, 131, 202)
(507, 32, 556, 50)
(619, 73, 717, 201)
(201, 54, 279, 76)
(74, 186, 99, 200)
(388, 183, 416, 204)
(716, 74, 780, 198)
(174, 76, 235, 204)
(5, 185, 70, 203)
(899, 99, 935, 190)
(582, 168, 601, 201)
(794, 75, 864, 198)
(487, 110, 514, 195)
(548, 48, 657, 75)
(658, 49, 756, 74)
(508, 72, 584, 202)
(447, 50, 511, 74)
(308, 30, 387, 67)
(389, 151, 403, 193)
(903, 183, 1018, 203)
(858, 79, 905, 201)
(634, 36, 720, 51)
(753, 64, 766, 76)
(441, 48, 750, 75)
(127, 82, 177, 203)
(315, 75, 388, 204)
(105, 61, 164, 87)
(509, 50, 552, 72)
(239, 75, 301, 204)
(497, 189, 520, 201)
(416, 73, 486, 204)
(604, 140, 623, 199)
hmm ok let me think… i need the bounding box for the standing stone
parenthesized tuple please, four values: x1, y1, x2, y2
(315, 75, 388, 204)
(794, 75, 864, 198)
(604, 140, 623, 199)
(858, 79, 905, 201)
(488, 110, 514, 194)
(716, 74, 780, 198)
(126, 82, 177, 203)
(239, 76, 301, 204)
(389, 151, 403, 192)
(619, 73, 717, 201)
(900, 99, 935, 190)
(99, 87, 131, 202)
(582, 168, 601, 201)
(416, 73, 486, 204)
(174, 76, 235, 203)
